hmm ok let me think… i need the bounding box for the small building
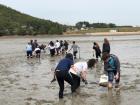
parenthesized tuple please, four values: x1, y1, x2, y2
(109, 29, 117, 32)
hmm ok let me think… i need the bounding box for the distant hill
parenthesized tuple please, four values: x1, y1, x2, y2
(0, 4, 66, 36)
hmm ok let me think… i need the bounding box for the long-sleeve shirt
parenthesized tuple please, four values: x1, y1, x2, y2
(102, 43, 110, 53)
(26, 44, 32, 51)
(104, 54, 120, 72)
(55, 58, 74, 71)
(71, 44, 79, 52)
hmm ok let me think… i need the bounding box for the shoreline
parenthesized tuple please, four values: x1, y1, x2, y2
(0, 32, 140, 39)
(63, 31, 140, 36)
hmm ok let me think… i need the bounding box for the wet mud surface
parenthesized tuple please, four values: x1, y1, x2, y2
(0, 35, 140, 105)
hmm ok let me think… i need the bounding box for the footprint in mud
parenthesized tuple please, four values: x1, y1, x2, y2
(80, 93, 96, 98)
(4, 85, 12, 88)
(25, 102, 30, 105)
(24, 75, 30, 78)
(31, 84, 39, 90)
(25, 97, 33, 101)
(121, 85, 136, 90)
(25, 97, 54, 105)
(133, 79, 140, 84)
(18, 87, 27, 90)
(15, 83, 20, 86)
(0, 83, 5, 86)
(8, 78, 18, 84)
(136, 75, 140, 77)
(15, 74, 20, 78)
(45, 85, 56, 89)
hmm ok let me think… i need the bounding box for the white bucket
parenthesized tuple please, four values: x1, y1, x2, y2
(99, 74, 108, 86)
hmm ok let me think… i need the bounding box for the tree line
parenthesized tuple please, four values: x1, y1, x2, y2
(0, 4, 67, 36)
(75, 21, 133, 29)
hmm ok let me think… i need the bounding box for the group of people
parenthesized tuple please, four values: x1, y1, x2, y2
(93, 38, 120, 88)
(93, 38, 110, 60)
(48, 40, 80, 59)
(51, 53, 96, 98)
(48, 40, 69, 57)
(26, 39, 46, 58)
(26, 39, 80, 59)
(25, 38, 120, 98)
(52, 38, 120, 98)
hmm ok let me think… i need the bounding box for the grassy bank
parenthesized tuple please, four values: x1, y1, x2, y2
(64, 27, 140, 35)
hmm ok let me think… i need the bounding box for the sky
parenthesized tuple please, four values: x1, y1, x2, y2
(0, 0, 140, 26)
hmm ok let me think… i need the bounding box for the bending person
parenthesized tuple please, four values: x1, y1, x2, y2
(34, 46, 41, 58)
(69, 59, 96, 90)
(102, 52, 120, 88)
(54, 53, 75, 98)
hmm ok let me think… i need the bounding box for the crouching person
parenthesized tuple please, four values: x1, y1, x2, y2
(55, 53, 75, 98)
(34, 46, 41, 58)
(69, 59, 96, 90)
(102, 52, 120, 89)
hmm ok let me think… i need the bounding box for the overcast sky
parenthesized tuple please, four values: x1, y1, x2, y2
(0, 0, 140, 26)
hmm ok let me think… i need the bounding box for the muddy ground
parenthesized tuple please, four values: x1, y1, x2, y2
(0, 35, 140, 105)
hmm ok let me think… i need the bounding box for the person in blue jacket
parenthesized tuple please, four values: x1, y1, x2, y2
(54, 53, 75, 98)
(26, 42, 32, 58)
(102, 52, 120, 88)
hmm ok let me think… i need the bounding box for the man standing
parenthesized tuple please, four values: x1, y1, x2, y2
(69, 41, 80, 59)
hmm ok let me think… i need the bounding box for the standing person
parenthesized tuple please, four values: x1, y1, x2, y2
(69, 59, 97, 89)
(93, 42, 101, 60)
(64, 40, 69, 52)
(54, 53, 75, 98)
(102, 38, 110, 54)
(102, 52, 120, 88)
(26, 42, 32, 58)
(30, 39, 36, 52)
(55, 40, 60, 55)
(68, 41, 80, 59)
(60, 40, 65, 54)
(33, 40, 39, 50)
(48, 41, 55, 57)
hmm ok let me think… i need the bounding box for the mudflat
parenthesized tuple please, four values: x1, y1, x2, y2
(0, 35, 140, 105)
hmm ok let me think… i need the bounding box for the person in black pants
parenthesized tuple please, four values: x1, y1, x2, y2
(55, 53, 75, 98)
(93, 42, 101, 59)
(102, 38, 110, 54)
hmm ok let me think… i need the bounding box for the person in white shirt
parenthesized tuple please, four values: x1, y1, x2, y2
(34, 46, 41, 58)
(69, 59, 96, 89)
(48, 41, 55, 57)
(26, 42, 32, 58)
(55, 40, 60, 55)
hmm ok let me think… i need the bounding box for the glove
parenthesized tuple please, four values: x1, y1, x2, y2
(82, 79, 88, 84)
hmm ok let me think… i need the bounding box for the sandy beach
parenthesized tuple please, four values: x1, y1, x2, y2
(0, 31, 140, 39)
